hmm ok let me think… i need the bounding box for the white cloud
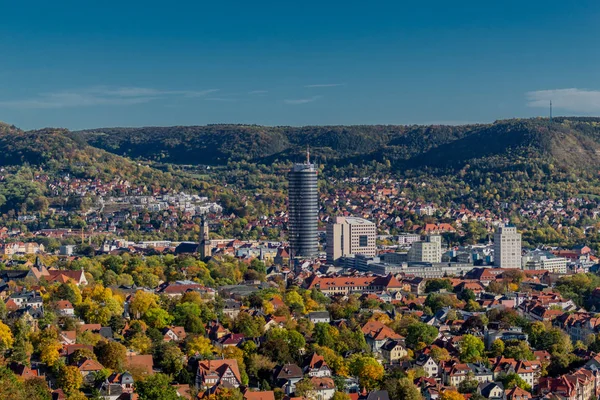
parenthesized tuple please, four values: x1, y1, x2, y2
(248, 90, 268, 94)
(284, 96, 322, 105)
(0, 86, 220, 109)
(304, 83, 345, 88)
(526, 88, 600, 113)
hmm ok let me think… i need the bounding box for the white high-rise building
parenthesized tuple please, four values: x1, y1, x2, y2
(408, 235, 442, 263)
(326, 216, 377, 264)
(493, 225, 522, 269)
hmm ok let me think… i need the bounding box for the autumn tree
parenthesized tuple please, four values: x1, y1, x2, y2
(128, 333, 153, 354)
(430, 346, 451, 362)
(331, 392, 351, 400)
(348, 354, 384, 390)
(57, 365, 83, 396)
(94, 340, 127, 370)
(0, 321, 14, 352)
(294, 378, 314, 397)
(440, 390, 465, 400)
(232, 312, 264, 338)
(459, 335, 485, 363)
(186, 335, 215, 357)
(313, 323, 339, 348)
(129, 291, 159, 319)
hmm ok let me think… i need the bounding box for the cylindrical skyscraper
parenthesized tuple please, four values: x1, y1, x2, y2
(288, 153, 318, 258)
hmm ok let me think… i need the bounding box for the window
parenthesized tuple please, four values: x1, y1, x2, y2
(359, 235, 368, 247)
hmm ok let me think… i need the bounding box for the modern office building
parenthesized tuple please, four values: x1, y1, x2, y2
(398, 233, 421, 246)
(288, 154, 319, 258)
(326, 216, 377, 264)
(522, 250, 567, 274)
(493, 225, 522, 269)
(408, 235, 442, 263)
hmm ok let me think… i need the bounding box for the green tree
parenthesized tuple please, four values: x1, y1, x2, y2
(504, 340, 535, 361)
(459, 334, 485, 363)
(405, 322, 438, 349)
(390, 378, 421, 400)
(313, 323, 339, 348)
(158, 344, 185, 376)
(490, 339, 505, 357)
(135, 373, 179, 400)
(497, 372, 532, 391)
(144, 307, 174, 329)
(425, 279, 453, 293)
(458, 373, 479, 393)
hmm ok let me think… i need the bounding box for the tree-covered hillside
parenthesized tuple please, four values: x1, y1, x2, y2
(75, 118, 600, 175)
(0, 126, 202, 189)
(0, 125, 209, 214)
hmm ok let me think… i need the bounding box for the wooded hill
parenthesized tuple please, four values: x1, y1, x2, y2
(75, 117, 600, 174)
(0, 124, 202, 192)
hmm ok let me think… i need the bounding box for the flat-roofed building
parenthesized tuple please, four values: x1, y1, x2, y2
(326, 216, 376, 264)
(408, 235, 442, 263)
(494, 226, 522, 269)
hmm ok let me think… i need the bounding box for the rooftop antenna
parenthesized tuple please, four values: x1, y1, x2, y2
(306, 145, 310, 164)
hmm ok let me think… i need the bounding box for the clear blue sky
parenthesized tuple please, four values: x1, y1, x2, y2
(1, 0, 600, 130)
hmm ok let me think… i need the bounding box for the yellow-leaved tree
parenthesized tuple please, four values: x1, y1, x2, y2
(0, 321, 14, 352)
(186, 335, 215, 357)
(440, 390, 465, 400)
(58, 365, 83, 395)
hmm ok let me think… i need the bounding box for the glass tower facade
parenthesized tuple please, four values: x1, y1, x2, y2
(288, 162, 318, 257)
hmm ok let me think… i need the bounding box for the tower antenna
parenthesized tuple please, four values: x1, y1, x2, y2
(550, 100, 553, 123)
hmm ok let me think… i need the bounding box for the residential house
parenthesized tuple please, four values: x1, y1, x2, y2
(273, 364, 304, 395)
(308, 377, 335, 400)
(56, 300, 75, 316)
(197, 359, 242, 392)
(554, 312, 600, 343)
(222, 299, 242, 319)
(415, 354, 439, 378)
(361, 320, 404, 352)
(303, 353, 332, 377)
(477, 381, 505, 400)
(125, 354, 154, 376)
(243, 389, 275, 400)
(308, 311, 331, 324)
(380, 339, 407, 365)
(505, 386, 531, 400)
(162, 326, 187, 342)
(78, 358, 105, 385)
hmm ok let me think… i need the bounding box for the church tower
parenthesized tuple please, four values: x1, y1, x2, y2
(200, 215, 212, 259)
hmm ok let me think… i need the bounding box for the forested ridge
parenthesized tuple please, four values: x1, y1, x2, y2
(75, 117, 600, 174)
(0, 125, 202, 189)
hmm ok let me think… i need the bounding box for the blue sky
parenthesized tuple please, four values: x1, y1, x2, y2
(1, 0, 600, 130)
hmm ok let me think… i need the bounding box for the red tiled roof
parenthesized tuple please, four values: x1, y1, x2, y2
(361, 320, 403, 341)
